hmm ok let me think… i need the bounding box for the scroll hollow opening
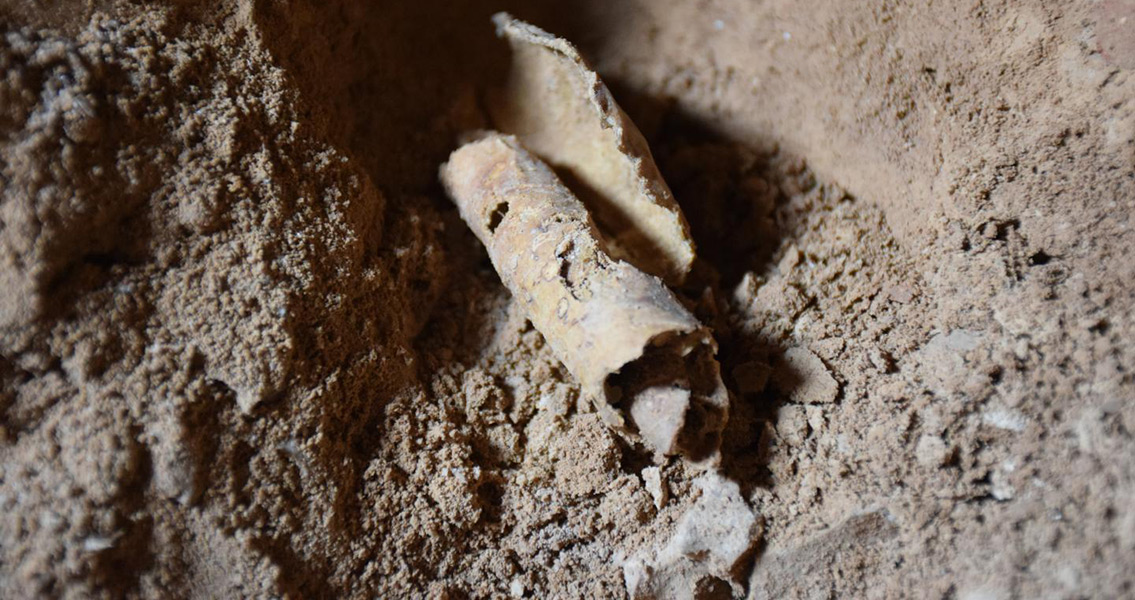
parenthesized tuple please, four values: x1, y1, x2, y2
(487, 201, 510, 233)
(606, 336, 726, 462)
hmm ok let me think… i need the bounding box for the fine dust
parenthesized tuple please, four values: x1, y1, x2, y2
(1, 1, 1133, 598)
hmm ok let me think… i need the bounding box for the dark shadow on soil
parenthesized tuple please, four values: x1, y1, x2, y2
(612, 84, 803, 495)
(251, 0, 567, 196)
(252, 0, 808, 536)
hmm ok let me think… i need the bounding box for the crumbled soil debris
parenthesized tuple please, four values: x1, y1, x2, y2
(1, 1, 1133, 598)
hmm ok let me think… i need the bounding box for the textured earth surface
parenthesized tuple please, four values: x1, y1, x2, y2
(1, 0, 1132, 598)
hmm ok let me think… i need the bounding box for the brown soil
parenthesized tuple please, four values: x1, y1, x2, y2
(1, 1, 1132, 598)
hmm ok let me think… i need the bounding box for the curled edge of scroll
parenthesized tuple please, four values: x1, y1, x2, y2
(490, 12, 696, 287)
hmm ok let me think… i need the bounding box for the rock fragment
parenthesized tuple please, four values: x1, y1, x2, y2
(748, 510, 898, 599)
(775, 405, 809, 447)
(915, 434, 952, 468)
(624, 474, 762, 599)
(772, 347, 840, 404)
(642, 466, 669, 510)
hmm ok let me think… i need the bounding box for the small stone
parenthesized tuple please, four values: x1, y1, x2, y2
(749, 510, 898, 597)
(868, 347, 894, 373)
(642, 466, 669, 509)
(812, 337, 846, 362)
(936, 329, 982, 353)
(672, 475, 763, 575)
(776, 245, 802, 274)
(625, 474, 762, 599)
(775, 406, 809, 447)
(991, 465, 1015, 501)
(885, 283, 915, 304)
(756, 280, 809, 320)
(805, 406, 825, 433)
(982, 408, 1027, 433)
(82, 535, 116, 552)
(773, 347, 840, 404)
(915, 434, 951, 468)
(732, 271, 763, 307)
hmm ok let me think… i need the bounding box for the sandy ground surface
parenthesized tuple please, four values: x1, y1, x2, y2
(1, 0, 1133, 597)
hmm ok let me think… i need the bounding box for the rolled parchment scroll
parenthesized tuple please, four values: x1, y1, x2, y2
(440, 133, 727, 465)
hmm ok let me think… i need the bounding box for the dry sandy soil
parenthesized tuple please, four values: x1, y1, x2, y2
(1, 0, 1133, 598)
